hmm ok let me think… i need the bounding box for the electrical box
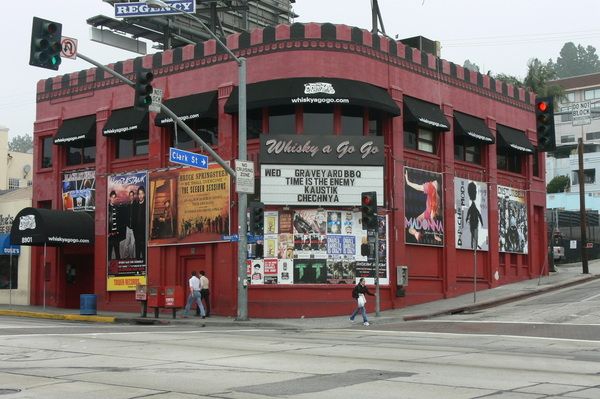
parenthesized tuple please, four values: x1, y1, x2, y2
(164, 286, 185, 308)
(147, 286, 165, 308)
(397, 266, 408, 286)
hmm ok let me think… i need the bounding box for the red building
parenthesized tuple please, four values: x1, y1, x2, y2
(29, 22, 547, 317)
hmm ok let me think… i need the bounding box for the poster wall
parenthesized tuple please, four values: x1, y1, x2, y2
(404, 167, 444, 246)
(62, 170, 96, 212)
(497, 185, 528, 254)
(247, 208, 388, 285)
(148, 164, 231, 245)
(454, 177, 489, 251)
(107, 171, 147, 291)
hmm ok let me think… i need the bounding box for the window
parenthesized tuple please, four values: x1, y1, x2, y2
(497, 152, 522, 173)
(117, 131, 149, 159)
(587, 132, 600, 140)
(533, 150, 540, 177)
(8, 178, 20, 190)
(247, 109, 263, 140)
(404, 126, 436, 154)
(369, 111, 383, 136)
(584, 88, 600, 100)
(559, 105, 573, 123)
(572, 169, 596, 185)
(66, 143, 96, 166)
(561, 135, 576, 143)
(454, 138, 482, 164)
(171, 119, 218, 150)
(340, 106, 364, 136)
(41, 136, 53, 168)
(302, 104, 334, 135)
(565, 92, 575, 102)
(268, 105, 296, 134)
(0, 256, 18, 289)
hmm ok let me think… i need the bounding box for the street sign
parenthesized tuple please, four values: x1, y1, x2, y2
(221, 234, 239, 242)
(169, 147, 208, 169)
(114, 0, 196, 18)
(572, 101, 591, 126)
(60, 36, 78, 60)
(235, 160, 255, 194)
(149, 88, 163, 113)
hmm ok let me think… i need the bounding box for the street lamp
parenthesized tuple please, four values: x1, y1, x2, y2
(145, 0, 250, 320)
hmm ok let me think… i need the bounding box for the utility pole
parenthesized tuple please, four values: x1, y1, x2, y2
(577, 137, 590, 274)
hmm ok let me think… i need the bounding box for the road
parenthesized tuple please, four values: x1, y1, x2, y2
(1, 281, 600, 398)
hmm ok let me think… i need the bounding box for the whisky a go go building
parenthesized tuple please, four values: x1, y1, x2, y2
(25, 22, 547, 317)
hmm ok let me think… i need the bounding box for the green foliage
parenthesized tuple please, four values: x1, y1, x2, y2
(549, 42, 600, 78)
(524, 58, 564, 98)
(8, 134, 33, 153)
(546, 175, 570, 194)
(494, 73, 523, 88)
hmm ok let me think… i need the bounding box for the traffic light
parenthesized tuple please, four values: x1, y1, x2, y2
(535, 96, 556, 152)
(29, 17, 62, 70)
(248, 201, 264, 235)
(134, 69, 154, 111)
(361, 191, 378, 230)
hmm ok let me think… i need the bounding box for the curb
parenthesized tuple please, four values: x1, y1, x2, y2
(403, 274, 600, 321)
(0, 310, 116, 323)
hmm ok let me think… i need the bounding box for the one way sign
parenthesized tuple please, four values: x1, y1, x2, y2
(169, 147, 208, 169)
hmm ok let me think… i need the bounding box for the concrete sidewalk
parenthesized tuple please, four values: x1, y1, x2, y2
(1, 260, 599, 329)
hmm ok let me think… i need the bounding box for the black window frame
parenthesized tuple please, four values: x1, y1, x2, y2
(66, 143, 96, 166)
(404, 125, 437, 154)
(497, 152, 523, 173)
(116, 131, 149, 159)
(170, 118, 218, 150)
(41, 136, 53, 169)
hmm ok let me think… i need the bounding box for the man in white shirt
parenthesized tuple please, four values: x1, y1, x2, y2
(183, 271, 205, 318)
(199, 270, 210, 317)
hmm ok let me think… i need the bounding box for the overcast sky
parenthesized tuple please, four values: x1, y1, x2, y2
(3, 0, 600, 139)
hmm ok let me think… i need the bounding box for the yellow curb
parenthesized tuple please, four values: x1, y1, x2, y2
(0, 310, 115, 323)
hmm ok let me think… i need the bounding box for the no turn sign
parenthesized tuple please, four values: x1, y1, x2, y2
(60, 36, 78, 60)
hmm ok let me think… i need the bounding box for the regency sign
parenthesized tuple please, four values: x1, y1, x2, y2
(260, 135, 384, 166)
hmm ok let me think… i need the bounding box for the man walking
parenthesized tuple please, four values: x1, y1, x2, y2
(199, 270, 210, 317)
(184, 271, 205, 318)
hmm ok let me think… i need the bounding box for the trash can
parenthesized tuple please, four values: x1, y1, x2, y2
(80, 294, 97, 315)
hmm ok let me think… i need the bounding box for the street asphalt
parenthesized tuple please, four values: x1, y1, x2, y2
(1, 259, 599, 329)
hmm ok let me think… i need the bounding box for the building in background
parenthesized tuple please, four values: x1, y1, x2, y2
(29, 22, 546, 317)
(0, 126, 33, 191)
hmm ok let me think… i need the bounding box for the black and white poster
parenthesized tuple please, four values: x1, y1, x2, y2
(454, 177, 489, 251)
(497, 185, 528, 254)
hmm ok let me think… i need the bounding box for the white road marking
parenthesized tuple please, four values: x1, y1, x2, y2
(581, 292, 600, 302)
(0, 329, 275, 338)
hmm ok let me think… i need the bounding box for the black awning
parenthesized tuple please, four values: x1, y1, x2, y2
(224, 77, 401, 116)
(54, 116, 96, 145)
(10, 208, 94, 247)
(454, 112, 495, 144)
(403, 96, 450, 131)
(496, 125, 535, 154)
(155, 92, 218, 127)
(103, 108, 148, 137)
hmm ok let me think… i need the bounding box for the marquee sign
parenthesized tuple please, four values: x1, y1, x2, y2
(261, 164, 383, 206)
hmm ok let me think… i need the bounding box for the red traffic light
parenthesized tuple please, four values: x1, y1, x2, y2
(537, 101, 548, 113)
(362, 194, 372, 206)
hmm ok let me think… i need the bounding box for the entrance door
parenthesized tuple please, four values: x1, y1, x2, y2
(63, 254, 94, 308)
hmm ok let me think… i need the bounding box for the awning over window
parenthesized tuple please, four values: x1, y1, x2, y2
(155, 92, 218, 127)
(10, 208, 94, 247)
(103, 108, 148, 137)
(0, 234, 20, 255)
(403, 96, 450, 131)
(224, 77, 401, 116)
(496, 125, 535, 154)
(54, 115, 96, 145)
(454, 112, 495, 144)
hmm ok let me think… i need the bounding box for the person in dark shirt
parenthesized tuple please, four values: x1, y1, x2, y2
(133, 186, 146, 261)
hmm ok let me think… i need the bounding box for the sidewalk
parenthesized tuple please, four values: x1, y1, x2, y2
(1, 260, 599, 329)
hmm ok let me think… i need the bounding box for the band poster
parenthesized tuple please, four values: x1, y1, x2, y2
(497, 185, 528, 254)
(148, 164, 230, 246)
(62, 170, 96, 212)
(454, 177, 489, 251)
(404, 167, 444, 246)
(247, 208, 388, 285)
(107, 171, 148, 291)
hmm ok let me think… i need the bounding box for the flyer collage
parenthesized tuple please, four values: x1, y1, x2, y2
(247, 209, 388, 286)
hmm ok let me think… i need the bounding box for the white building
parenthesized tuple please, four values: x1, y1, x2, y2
(1, 125, 33, 190)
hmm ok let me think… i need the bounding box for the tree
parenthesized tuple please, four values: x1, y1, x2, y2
(494, 73, 524, 88)
(463, 59, 480, 72)
(523, 58, 563, 98)
(550, 42, 600, 78)
(8, 134, 33, 153)
(546, 175, 570, 193)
